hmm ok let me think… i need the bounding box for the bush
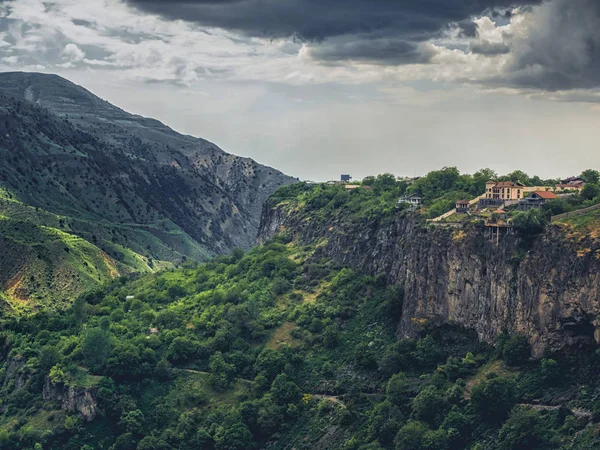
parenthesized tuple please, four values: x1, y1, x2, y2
(470, 375, 517, 422)
(502, 335, 530, 366)
(394, 421, 429, 450)
(497, 407, 552, 450)
(512, 209, 549, 236)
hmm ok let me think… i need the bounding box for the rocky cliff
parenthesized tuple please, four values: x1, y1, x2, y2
(259, 204, 600, 356)
(43, 378, 98, 422)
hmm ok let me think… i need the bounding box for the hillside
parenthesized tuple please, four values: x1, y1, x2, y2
(0, 72, 296, 310)
(2, 208, 600, 449)
(259, 173, 600, 357)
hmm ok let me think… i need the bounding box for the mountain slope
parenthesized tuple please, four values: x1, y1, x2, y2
(0, 72, 296, 310)
(1, 224, 600, 450)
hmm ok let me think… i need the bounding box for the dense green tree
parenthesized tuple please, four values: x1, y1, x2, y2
(270, 373, 302, 405)
(580, 169, 600, 184)
(209, 351, 236, 391)
(413, 335, 442, 367)
(512, 209, 549, 236)
(470, 375, 517, 422)
(106, 343, 142, 378)
(167, 337, 199, 363)
(581, 183, 600, 201)
(394, 421, 429, 450)
(411, 386, 448, 426)
(119, 409, 145, 435)
(387, 373, 413, 407)
(81, 328, 112, 372)
(38, 345, 59, 374)
(367, 400, 405, 445)
(214, 419, 255, 450)
(497, 407, 552, 450)
(503, 335, 530, 366)
(255, 348, 286, 381)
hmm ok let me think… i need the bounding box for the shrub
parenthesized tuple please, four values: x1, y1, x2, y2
(502, 335, 530, 366)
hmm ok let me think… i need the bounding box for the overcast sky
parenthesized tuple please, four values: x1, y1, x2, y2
(0, 0, 599, 181)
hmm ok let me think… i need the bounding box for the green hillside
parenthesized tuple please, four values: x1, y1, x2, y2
(2, 229, 600, 449)
(0, 184, 180, 313)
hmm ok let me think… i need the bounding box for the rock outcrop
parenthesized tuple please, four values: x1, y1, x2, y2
(43, 378, 98, 421)
(259, 205, 600, 356)
(2, 356, 32, 392)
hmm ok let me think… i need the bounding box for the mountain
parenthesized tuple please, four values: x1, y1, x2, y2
(0, 72, 296, 310)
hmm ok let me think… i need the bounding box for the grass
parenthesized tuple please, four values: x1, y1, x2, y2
(555, 208, 600, 240)
(69, 367, 104, 389)
(464, 359, 517, 400)
(267, 322, 301, 350)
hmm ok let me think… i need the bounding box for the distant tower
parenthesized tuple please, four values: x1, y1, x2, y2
(341, 174, 352, 182)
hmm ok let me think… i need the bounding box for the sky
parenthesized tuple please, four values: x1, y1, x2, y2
(0, 0, 599, 181)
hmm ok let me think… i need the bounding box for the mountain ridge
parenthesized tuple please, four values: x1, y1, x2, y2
(0, 72, 297, 310)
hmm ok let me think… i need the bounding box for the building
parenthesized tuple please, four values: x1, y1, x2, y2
(398, 194, 422, 207)
(561, 176, 585, 185)
(455, 200, 469, 213)
(485, 180, 526, 201)
(519, 191, 557, 210)
(341, 174, 352, 182)
(556, 176, 585, 191)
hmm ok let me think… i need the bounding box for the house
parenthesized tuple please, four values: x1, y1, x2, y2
(345, 184, 360, 190)
(398, 194, 422, 207)
(485, 180, 526, 201)
(126, 295, 135, 300)
(455, 200, 469, 213)
(519, 191, 557, 210)
(561, 176, 585, 185)
(479, 180, 526, 207)
(341, 174, 352, 182)
(556, 176, 585, 191)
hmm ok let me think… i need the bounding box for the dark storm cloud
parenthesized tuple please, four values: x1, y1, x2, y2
(126, 0, 543, 40)
(306, 36, 436, 65)
(125, 0, 600, 91)
(502, 0, 600, 90)
(125, 0, 540, 64)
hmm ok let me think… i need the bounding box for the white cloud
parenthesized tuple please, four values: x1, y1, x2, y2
(62, 43, 85, 62)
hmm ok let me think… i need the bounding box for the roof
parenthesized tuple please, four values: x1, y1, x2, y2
(562, 176, 584, 183)
(494, 181, 524, 188)
(557, 181, 584, 187)
(345, 185, 360, 189)
(532, 191, 556, 200)
(456, 200, 469, 205)
(532, 191, 557, 199)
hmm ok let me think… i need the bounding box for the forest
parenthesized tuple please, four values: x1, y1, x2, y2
(2, 168, 600, 449)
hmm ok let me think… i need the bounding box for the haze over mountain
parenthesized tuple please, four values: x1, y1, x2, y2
(0, 71, 296, 310)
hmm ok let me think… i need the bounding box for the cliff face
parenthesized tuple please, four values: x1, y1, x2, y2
(43, 378, 98, 421)
(259, 205, 600, 356)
